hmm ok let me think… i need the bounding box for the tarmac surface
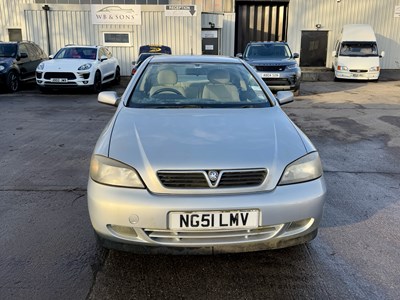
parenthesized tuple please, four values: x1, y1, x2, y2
(0, 75, 399, 299)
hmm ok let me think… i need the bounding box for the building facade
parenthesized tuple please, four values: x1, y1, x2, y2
(1, 0, 399, 75)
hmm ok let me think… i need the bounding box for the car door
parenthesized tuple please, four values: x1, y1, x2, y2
(17, 43, 34, 80)
(26, 43, 42, 77)
(99, 47, 114, 80)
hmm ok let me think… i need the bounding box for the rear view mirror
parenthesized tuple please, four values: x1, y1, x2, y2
(380, 51, 385, 58)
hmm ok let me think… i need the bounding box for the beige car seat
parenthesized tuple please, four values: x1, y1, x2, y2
(202, 69, 240, 102)
(149, 69, 185, 97)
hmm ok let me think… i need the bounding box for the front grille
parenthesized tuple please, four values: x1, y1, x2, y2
(256, 65, 285, 71)
(263, 78, 291, 86)
(144, 224, 283, 245)
(157, 169, 267, 189)
(44, 72, 76, 80)
(350, 69, 368, 73)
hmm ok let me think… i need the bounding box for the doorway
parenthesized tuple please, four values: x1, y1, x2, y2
(202, 30, 219, 55)
(300, 31, 328, 67)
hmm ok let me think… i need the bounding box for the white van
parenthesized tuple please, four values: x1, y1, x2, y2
(332, 24, 384, 81)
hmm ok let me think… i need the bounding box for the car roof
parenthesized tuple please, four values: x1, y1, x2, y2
(149, 55, 242, 64)
(247, 41, 288, 45)
(64, 45, 100, 48)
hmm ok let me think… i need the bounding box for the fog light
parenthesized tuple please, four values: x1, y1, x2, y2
(108, 224, 138, 238)
(37, 80, 43, 83)
(83, 80, 88, 84)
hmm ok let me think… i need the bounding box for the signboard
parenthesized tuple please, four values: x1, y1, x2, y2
(91, 5, 141, 25)
(395, 6, 400, 17)
(165, 5, 197, 17)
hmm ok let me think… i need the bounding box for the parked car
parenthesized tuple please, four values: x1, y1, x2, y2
(131, 45, 171, 76)
(237, 42, 301, 94)
(36, 45, 120, 92)
(88, 55, 326, 254)
(332, 24, 384, 81)
(0, 41, 47, 92)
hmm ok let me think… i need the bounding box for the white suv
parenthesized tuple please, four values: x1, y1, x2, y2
(36, 45, 120, 92)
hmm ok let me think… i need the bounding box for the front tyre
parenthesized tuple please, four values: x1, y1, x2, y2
(92, 71, 102, 93)
(6, 70, 19, 92)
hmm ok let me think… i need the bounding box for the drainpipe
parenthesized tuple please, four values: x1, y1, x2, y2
(42, 5, 51, 55)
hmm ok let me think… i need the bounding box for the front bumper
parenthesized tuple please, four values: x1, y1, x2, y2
(335, 70, 380, 80)
(88, 177, 326, 253)
(256, 70, 301, 91)
(36, 70, 94, 88)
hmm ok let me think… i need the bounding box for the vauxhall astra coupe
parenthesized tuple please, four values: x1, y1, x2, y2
(87, 55, 326, 254)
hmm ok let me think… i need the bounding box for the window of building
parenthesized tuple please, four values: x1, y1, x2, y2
(8, 29, 22, 42)
(103, 32, 132, 46)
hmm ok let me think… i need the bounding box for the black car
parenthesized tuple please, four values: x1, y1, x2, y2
(131, 45, 171, 76)
(0, 41, 47, 92)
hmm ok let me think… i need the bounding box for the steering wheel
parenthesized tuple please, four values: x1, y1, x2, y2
(152, 88, 184, 96)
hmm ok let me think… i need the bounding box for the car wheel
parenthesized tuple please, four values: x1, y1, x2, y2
(92, 71, 102, 93)
(6, 70, 19, 92)
(114, 67, 121, 85)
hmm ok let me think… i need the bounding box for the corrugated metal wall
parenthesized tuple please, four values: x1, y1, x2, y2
(287, 0, 400, 69)
(221, 13, 235, 56)
(0, 0, 34, 41)
(20, 4, 202, 76)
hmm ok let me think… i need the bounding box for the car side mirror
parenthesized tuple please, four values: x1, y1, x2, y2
(332, 50, 337, 57)
(132, 60, 136, 65)
(49, 54, 54, 59)
(236, 53, 243, 58)
(17, 52, 28, 60)
(275, 91, 294, 105)
(293, 53, 299, 59)
(100, 55, 108, 62)
(98, 91, 120, 107)
(380, 51, 385, 58)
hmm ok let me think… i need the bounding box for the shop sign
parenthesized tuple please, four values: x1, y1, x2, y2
(91, 5, 141, 25)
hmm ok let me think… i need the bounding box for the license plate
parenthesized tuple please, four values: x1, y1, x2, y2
(169, 210, 259, 230)
(51, 78, 67, 82)
(261, 73, 280, 78)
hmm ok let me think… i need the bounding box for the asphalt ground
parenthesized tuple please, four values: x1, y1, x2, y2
(0, 76, 399, 299)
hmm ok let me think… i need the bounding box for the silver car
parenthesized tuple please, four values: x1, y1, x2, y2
(88, 55, 326, 254)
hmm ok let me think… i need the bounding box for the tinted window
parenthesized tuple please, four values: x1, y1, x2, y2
(54, 47, 97, 59)
(0, 44, 17, 58)
(244, 44, 292, 59)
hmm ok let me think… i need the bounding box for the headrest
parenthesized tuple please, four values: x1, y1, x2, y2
(208, 69, 230, 84)
(157, 69, 178, 85)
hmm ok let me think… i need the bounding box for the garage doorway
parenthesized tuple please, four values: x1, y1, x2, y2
(300, 31, 328, 67)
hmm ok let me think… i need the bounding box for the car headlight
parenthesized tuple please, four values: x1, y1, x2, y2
(0, 65, 5, 72)
(278, 152, 323, 185)
(369, 66, 380, 71)
(37, 63, 44, 71)
(337, 66, 348, 71)
(90, 155, 145, 188)
(78, 63, 92, 71)
(286, 64, 298, 70)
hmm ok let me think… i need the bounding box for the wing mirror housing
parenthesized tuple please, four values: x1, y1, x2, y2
(98, 91, 120, 107)
(293, 53, 299, 59)
(276, 91, 294, 106)
(236, 53, 243, 58)
(100, 55, 108, 62)
(332, 50, 337, 57)
(380, 51, 385, 58)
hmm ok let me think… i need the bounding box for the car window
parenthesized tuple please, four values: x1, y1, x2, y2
(26, 44, 40, 60)
(128, 62, 271, 109)
(0, 43, 17, 58)
(18, 44, 29, 56)
(54, 47, 97, 59)
(244, 44, 292, 59)
(339, 42, 378, 57)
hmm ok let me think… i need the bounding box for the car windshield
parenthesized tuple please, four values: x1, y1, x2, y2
(340, 42, 378, 57)
(54, 47, 97, 59)
(128, 62, 271, 108)
(244, 44, 292, 59)
(0, 44, 17, 58)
